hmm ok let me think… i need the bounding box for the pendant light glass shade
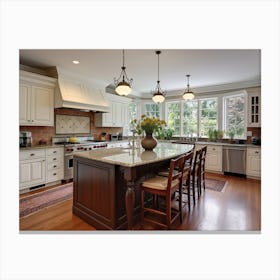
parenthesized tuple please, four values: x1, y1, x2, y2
(152, 51, 165, 103)
(182, 91, 195, 100)
(182, 74, 195, 100)
(114, 50, 133, 96)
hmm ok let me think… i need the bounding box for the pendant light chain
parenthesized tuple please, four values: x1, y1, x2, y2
(182, 74, 195, 100)
(152, 50, 165, 103)
(157, 51, 160, 82)
(114, 49, 133, 96)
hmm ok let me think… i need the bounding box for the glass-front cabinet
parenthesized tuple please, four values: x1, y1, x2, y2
(248, 91, 261, 127)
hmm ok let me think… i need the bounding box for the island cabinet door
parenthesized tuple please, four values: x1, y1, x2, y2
(73, 157, 116, 230)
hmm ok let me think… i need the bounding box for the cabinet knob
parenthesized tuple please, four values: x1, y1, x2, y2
(30, 153, 34, 156)
(53, 165, 57, 168)
(255, 151, 259, 154)
(53, 173, 57, 176)
(53, 158, 57, 160)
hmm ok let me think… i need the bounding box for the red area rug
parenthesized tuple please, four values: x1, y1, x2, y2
(20, 183, 73, 218)
(205, 178, 227, 192)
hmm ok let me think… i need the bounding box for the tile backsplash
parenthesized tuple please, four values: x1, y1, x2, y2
(20, 108, 123, 145)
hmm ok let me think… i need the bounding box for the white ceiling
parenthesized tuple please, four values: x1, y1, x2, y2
(20, 49, 261, 97)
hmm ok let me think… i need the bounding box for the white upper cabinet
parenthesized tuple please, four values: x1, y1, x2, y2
(247, 88, 261, 127)
(95, 93, 132, 128)
(19, 71, 57, 126)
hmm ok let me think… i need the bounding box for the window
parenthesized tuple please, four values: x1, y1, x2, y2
(182, 100, 198, 136)
(144, 103, 160, 118)
(166, 102, 181, 135)
(128, 102, 137, 122)
(223, 93, 246, 139)
(127, 102, 138, 135)
(200, 98, 218, 137)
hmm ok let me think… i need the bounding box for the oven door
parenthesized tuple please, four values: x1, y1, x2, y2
(64, 154, 73, 180)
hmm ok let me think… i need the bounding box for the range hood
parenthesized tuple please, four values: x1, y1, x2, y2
(54, 67, 110, 112)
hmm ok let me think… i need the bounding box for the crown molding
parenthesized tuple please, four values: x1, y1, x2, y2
(140, 80, 261, 99)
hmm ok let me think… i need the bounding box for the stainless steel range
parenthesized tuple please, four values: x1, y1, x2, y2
(53, 137, 108, 180)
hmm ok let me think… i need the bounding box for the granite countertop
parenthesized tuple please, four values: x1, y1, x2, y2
(19, 144, 63, 150)
(195, 141, 260, 148)
(74, 142, 194, 167)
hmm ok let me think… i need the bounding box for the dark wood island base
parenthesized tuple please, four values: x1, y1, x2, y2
(73, 156, 170, 230)
(72, 144, 194, 230)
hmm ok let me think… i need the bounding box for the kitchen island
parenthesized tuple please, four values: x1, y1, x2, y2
(73, 142, 194, 230)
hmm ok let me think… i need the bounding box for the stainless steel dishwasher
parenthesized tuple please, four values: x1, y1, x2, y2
(222, 145, 246, 175)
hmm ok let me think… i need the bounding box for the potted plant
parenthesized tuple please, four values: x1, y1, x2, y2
(138, 115, 166, 150)
(227, 129, 235, 143)
(207, 128, 215, 142)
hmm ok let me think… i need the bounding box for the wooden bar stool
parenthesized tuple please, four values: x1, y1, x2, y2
(190, 148, 202, 205)
(140, 154, 185, 229)
(199, 146, 207, 193)
(181, 151, 194, 211)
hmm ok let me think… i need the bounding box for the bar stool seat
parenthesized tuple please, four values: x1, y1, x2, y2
(142, 176, 180, 190)
(140, 154, 186, 229)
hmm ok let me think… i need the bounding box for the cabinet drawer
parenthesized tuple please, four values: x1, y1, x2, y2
(47, 161, 62, 171)
(247, 147, 261, 156)
(46, 155, 63, 163)
(207, 145, 222, 153)
(46, 169, 63, 182)
(46, 147, 63, 156)
(20, 149, 46, 160)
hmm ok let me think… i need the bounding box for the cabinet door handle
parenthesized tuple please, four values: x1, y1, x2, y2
(53, 158, 57, 160)
(30, 153, 35, 156)
(53, 151, 57, 153)
(53, 165, 57, 168)
(53, 173, 57, 176)
(255, 151, 259, 154)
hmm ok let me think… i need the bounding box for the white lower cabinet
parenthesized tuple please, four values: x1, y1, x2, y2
(46, 147, 64, 183)
(246, 147, 261, 178)
(195, 144, 223, 173)
(19, 147, 64, 191)
(19, 149, 46, 190)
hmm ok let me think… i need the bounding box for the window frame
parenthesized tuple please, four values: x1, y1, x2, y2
(142, 102, 162, 119)
(165, 100, 182, 136)
(222, 90, 247, 140)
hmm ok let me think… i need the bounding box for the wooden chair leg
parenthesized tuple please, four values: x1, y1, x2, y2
(203, 173, 206, 190)
(179, 187, 182, 223)
(141, 189, 145, 229)
(166, 195, 171, 229)
(187, 184, 191, 211)
(192, 179, 196, 206)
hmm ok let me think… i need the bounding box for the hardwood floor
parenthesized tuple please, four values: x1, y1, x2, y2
(20, 173, 261, 231)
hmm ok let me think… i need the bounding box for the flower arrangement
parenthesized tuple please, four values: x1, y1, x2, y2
(130, 115, 166, 135)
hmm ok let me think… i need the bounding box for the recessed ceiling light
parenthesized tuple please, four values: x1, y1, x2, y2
(72, 60, 80, 64)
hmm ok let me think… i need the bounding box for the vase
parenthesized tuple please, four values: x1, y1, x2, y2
(141, 132, 157, 150)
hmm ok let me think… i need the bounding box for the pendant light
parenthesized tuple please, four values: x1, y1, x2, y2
(182, 74, 195, 100)
(114, 49, 133, 96)
(152, 50, 165, 103)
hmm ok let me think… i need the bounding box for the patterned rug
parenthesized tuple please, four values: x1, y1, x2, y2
(205, 178, 227, 192)
(20, 183, 73, 218)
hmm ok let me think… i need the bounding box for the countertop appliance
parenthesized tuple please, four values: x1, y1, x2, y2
(20, 131, 32, 147)
(222, 145, 246, 175)
(53, 136, 108, 180)
(110, 134, 118, 141)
